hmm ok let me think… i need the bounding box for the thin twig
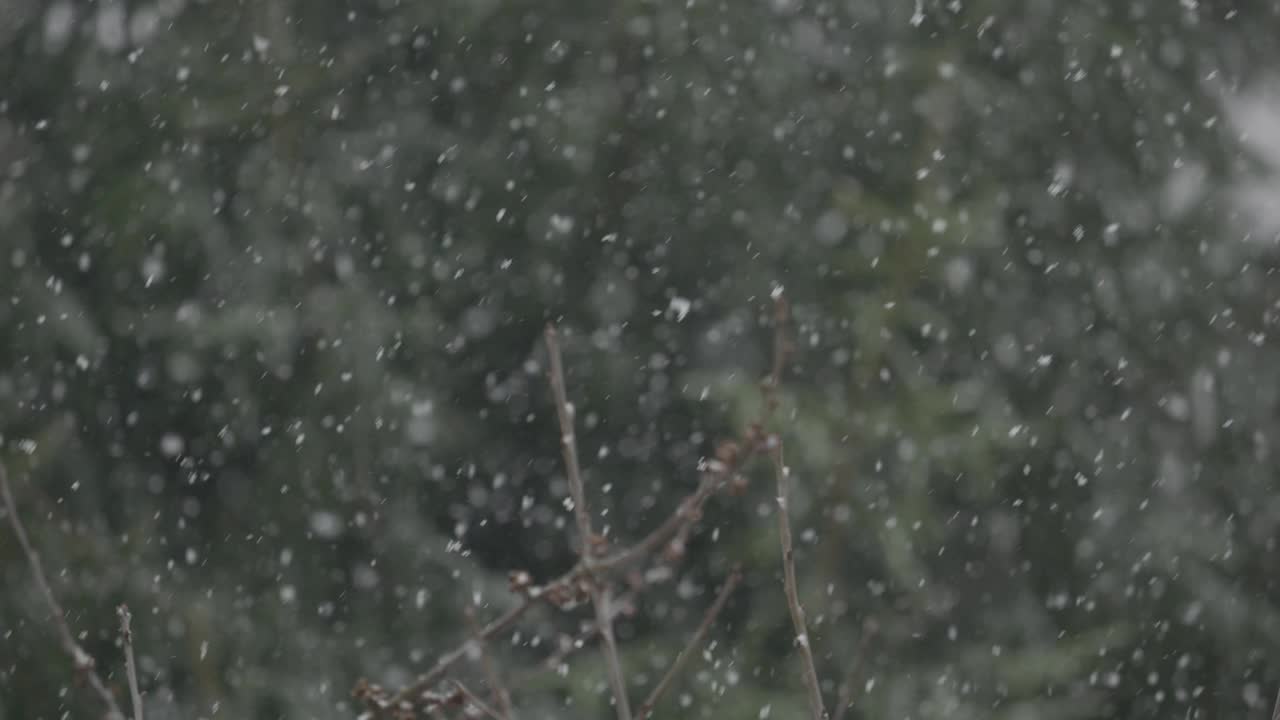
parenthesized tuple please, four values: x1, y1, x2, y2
(466, 605, 515, 720)
(764, 290, 791, 417)
(117, 605, 145, 720)
(771, 446, 827, 720)
(382, 601, 533, 710)
(544, 325, 596, 560)
(451, 680, 507, 720)
(512, 593, 637, 689)
(544, 324, 633, 720)
(832, 620, 877, 720)
(636, 567, 743, 719)
(1271, 686, 1280, 720)
(0, 462, 126, 720)
(761, 291, 825, 718)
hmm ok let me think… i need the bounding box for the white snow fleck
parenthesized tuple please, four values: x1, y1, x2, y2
(160, 433, 185, 458)
(668, 296, 691, 322)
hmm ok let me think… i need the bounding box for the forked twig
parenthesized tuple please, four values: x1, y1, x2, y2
(0, 462, 127, 720)
(636, 567, 743, 719)
(544, 324, 633, 720)
(117, 605, 145, 720)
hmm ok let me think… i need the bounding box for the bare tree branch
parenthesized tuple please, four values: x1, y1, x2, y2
(117, 605, 145, 720)
(832, 619, 877, 720)
(380, 600, 534, 711)
(465, 604, 514, 720)
(636, 567, 743, 719)
(451, 680, 507, 720)
(0, 461, 126, 720)
(544, 324, 632, 720)
(1271, 686, 1280, 720)
(771, 447, 827, 720)
(364, 313, 797, 719)
(511, 594, 635, 687)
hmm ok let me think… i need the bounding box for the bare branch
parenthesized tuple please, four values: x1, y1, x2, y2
(543, 325, 595, 557)
(465, 604, 515, 720)
(451, 680, 507, 720)
(1272, 686, 1280, 720)
(832, 620, 877, 720)
(771, 447, 827, 719)
(511, 593, 638, 689)
(636, 567, 743, 719)
(544, 324, 633, 720)
(0, 461, 126, 720)
(379, 600, 534, 711)
(117, 605, 145, 720)
(764, 290, 792, 417)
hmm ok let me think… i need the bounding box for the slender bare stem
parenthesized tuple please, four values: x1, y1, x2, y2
(511, 593, 637, 690)
(451, 680, 507, 720)
(832, 620, 876, 720)
(545, 325, 632, 720)
(764, 291, 790, 417)
(0, 462, 126, 720)
(466, 605, 515, 720)
(544, 326, 595, 557)
(771, 448, 827, 720)
(383, 600, 533, 710)
(636, 567, 743, 719)
(117, 605, 145, 720)
(1271, 687, 1280, 720)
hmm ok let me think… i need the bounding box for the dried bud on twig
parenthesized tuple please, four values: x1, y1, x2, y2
(508, 570, 533, 594)
(714, 440, 740, 466)
(663, 538, 686, 563)
(588, 532, 609, 555)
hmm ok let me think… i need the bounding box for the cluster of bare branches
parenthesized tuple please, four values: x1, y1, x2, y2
(0, 462, 146, 720)
(2, 293, 850, 720)
(353, 295, 833, 720)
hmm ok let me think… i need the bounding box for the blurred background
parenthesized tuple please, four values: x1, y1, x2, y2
(4, 0, 1280, 718)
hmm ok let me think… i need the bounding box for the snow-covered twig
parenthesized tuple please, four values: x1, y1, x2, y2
(0, 461, 127, 720)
